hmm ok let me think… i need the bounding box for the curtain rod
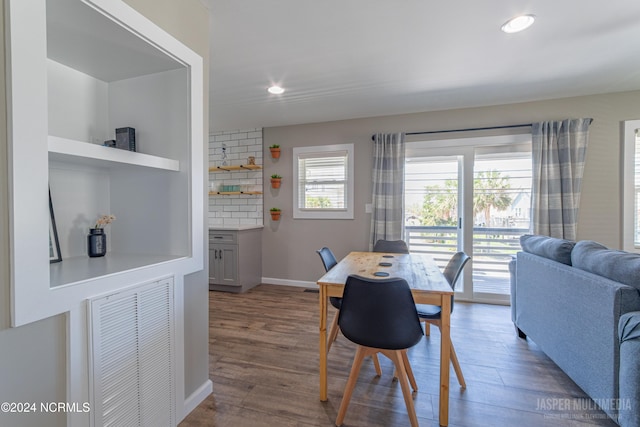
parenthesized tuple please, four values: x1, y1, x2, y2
(370, 119, 594, 141)
(371, 124, 530, 141)
(407, 123, 532, 136)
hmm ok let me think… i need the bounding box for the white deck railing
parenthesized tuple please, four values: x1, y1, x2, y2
(405, 226, 529, 295)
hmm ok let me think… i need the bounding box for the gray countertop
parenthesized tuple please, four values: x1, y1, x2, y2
(209, 225, 264, 231)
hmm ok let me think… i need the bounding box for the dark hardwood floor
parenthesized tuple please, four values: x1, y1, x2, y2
(180, 284, 617, 427)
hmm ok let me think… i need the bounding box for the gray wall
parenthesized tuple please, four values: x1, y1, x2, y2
(0, 1, 209, 426)
(262, 90, 640, 283)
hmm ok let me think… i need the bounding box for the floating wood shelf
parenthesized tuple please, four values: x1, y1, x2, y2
(209, 191, 263, 196)
(209, 164, 262, 172)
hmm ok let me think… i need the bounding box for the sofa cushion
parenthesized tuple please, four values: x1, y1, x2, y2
(572, 240, 640, 290)
(520, 234, 575, 265)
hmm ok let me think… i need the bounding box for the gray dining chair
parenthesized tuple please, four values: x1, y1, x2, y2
(415, 251, 470, 388)
(335, 275, 423, 427)
(373, 239, 409, 254)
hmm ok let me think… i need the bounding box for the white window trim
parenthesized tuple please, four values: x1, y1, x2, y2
(292, 143, 354, 219)
(622, 119, 640, 253)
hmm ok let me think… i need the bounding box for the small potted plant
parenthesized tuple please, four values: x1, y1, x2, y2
(270, 174, 282, 189)
(270, 207, 281, 221)
(269, 144, 281, 159)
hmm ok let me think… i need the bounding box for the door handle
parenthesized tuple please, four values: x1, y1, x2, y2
(214, 249, 218, 259)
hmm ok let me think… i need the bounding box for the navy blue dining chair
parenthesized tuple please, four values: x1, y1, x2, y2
(316, 247, 342, 350)
(415, 251, 470, 388)
(335, 275, 423, 427)
(373, 239, 409, 254)
(316, 247, 382, 376)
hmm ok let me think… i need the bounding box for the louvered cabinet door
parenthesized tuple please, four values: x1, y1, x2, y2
(89, 278, 175, 427)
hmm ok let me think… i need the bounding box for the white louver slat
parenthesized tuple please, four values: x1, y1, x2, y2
(139, 285, 174, 427)
(89, 278, 175, 427)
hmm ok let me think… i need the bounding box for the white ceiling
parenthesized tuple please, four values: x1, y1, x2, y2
(207, 0, 640, 131)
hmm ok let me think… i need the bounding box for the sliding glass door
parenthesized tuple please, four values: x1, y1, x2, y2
(471, 149, 532, 303)
(405, 154, 463, 286)
(404, 134, 531, 304)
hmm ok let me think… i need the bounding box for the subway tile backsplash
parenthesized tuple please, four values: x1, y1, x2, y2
(208, 129, 263, 227)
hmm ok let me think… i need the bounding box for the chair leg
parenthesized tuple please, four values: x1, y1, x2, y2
(372, 354, 382, 377)
(423, 320, 431, 336)
(401, 350, 418, 391)
(393, 350, 418, 391)
(327, 310, 340, 351)
(382, 349, 419, 427)
(336, 346, 369, 427)
(449, 342, 466, 389)
(392, 352, 418, 391)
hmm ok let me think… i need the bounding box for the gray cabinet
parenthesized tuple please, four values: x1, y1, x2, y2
(208, 231, 238, 286)
(209, 228, 262, 293)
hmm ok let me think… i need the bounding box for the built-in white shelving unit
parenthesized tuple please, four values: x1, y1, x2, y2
(6, 0, 204, 325)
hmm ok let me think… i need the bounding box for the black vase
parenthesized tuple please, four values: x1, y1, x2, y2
(88, 228, 107, 257)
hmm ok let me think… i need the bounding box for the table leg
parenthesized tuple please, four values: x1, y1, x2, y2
(319, 286, 328, 401)
(439, 295, 451, 426)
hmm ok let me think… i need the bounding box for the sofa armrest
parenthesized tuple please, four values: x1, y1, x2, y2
(618, 312, 640, 427)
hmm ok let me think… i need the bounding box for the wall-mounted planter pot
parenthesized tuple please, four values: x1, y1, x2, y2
(270, 178, 281, 189)
(270, 210, 281, 221)
(270, 147, 281, 159)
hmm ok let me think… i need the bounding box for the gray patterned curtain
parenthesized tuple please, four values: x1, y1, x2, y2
(369, 132, 405, 250)
(531, 118, 591, 240)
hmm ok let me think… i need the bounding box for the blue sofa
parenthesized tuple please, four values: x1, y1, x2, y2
(511, 235, 640, 426)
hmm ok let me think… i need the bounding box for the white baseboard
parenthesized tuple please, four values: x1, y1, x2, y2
(182, 379, 212, 420)
(261, 277, 317, 289)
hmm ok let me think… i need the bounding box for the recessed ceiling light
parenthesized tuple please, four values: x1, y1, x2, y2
(501, 14, 535, 33)
(267, 85, 285, 95)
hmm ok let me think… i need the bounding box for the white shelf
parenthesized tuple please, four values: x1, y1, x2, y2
(50, 253, 185, 289)
(48, 136, 180, 171)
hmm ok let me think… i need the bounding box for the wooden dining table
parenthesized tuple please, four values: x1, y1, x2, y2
(316, 251, 454, 426)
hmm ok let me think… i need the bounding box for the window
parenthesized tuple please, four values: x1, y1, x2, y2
(293, 144, 354, 219)
(623, 120, 640, 252)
